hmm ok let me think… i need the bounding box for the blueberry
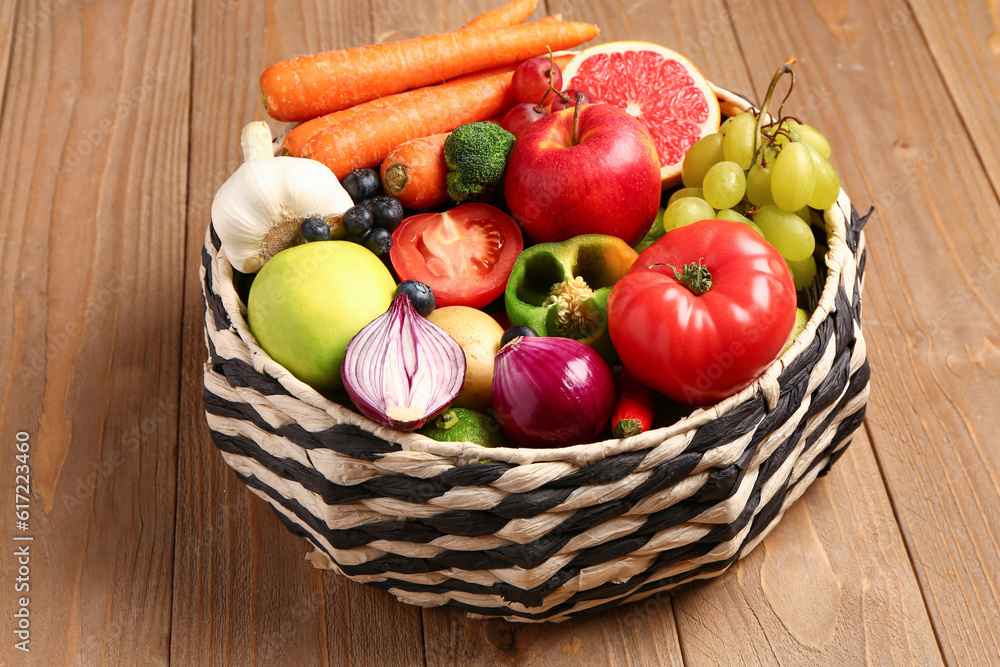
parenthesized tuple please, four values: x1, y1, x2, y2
(501, 325, 539, 348)
(364, 227, 393, 257)
(395, 280, 436, 316)
(342, 168, 381, 202)
(301, 217, 330, 242)
(343, 205, 374, 237)
(365, 195, 405, 231)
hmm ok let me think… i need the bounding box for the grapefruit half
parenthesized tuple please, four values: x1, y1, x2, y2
(563, 42, 721, 188)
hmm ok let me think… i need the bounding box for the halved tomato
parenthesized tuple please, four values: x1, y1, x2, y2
(390, 203, 524, 309)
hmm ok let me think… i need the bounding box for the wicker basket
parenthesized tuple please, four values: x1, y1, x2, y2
(200, 87, 870, 622)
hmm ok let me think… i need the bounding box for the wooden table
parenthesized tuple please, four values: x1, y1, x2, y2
(1, 0, 998, 664)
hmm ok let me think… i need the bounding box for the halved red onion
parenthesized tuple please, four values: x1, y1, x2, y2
(492, 336, 615, 447)
(343, 293, 466, 430)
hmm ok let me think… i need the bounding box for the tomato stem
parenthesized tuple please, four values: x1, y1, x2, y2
(660, 259, 713, 296)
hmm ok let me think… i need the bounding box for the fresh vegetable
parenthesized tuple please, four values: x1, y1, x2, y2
(504, 234, 637, 362)
(444, 121, 516, 201)
(607, 219, 797, 405)
(299, 65, 520, 179)
(395, 280, 436, 317)
(390, 203, 524, 309)
(611, 368, 655, 438)
(211, 122, 353, 273)
(300, 217, 331, 242)
(342, 168, 381, 201)
(462, 0, 538, 31)
(492, 336, 615, 447)
(419, 408, 508, 447)
(427, 306, 505, 411)
(260, 20, 600, 122)
(500, 325, 538, 347)
(248, 241, 396, 395)
(342, 293, 466, 430)
(381, 133, 451, 210)
(633, 207, 666, 254)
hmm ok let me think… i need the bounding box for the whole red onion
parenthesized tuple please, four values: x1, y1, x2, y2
(492, 336, 615, 447)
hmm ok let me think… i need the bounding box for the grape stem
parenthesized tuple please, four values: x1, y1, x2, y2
(752, 57, 796, 167)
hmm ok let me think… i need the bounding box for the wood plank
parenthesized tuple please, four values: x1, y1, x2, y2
(0, 0, 191, 663)
(721, 0, 1000, 663)
(0, 0, 17, 113)
(673, 429, 942, 665)
(171, 1, 425, 665)
(906, 1, 1000, 198)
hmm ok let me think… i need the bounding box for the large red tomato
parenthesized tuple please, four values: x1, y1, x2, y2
(390, 203, 524, 309)
(607, 220, 797, 405)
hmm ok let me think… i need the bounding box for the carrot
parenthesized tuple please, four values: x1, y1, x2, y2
(611, 368, 655, 439)
(462, 0, 537, 30)
(280, 16, 566, 156)
(260, 20, 599, 121)
(301, 55, 574, 178)
(381, 134, 450, 209)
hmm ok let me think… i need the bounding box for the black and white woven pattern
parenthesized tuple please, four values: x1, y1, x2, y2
(200, 91, 870, 622)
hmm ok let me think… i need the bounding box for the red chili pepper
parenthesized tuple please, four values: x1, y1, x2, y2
(611, 367, 655, 438)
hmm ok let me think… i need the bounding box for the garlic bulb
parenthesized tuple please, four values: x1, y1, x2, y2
(211, 121, 355, 273)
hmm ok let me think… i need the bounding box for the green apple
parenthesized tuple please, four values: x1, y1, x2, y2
(247, 241, 395, 395)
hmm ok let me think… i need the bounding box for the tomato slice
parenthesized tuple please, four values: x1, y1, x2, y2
(390, 203, 524, 309)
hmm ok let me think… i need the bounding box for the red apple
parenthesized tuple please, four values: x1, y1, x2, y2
(503, 103, 661, 246)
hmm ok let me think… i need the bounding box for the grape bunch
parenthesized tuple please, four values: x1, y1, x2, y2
(666, 60, 840, 290)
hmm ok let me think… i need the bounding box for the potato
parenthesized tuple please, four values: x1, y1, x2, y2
(427, 306, 504, 412)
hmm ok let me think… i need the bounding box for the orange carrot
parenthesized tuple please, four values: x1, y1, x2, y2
(381, 134, 451, 209)
(462, 0, 537, 30)
(261, 20, 599, 121)
(301, 55, 575, 178)
(281, 16, 565, 156)
(282, 68, 502, 157)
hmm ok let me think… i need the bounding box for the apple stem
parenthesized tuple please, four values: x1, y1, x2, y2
(572, 93, 584, 145)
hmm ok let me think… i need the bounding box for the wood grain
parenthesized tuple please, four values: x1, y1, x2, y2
(171, 0, 425, 664)
(723, 0, 1000, 663)
(0, 0, 16, 114)
(0, 0, 191, 663)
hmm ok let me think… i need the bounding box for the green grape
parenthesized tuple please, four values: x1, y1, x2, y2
(797, 123, 832, 159)
(662, 197, 715, 234)
(702, 161, 747, 210)
(753, 204, 816, 261)
(771, 142, 816, 212)
(766, 119, 801, 150)
(746, 149, 776, 207)
(715, 208, 765, 236)
(795, 206, 811, 224)
(786, 254, 818, 290)
(681, 133, 725, 188)
(720, 115, 736, 134)
(804, 143, 840, 210)
(722, 112, 757, 170)
(668, 187, 704, 206)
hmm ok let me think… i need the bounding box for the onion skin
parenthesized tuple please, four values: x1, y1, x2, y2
(492, 336, 615, 447)
(342, 293, 466, 430)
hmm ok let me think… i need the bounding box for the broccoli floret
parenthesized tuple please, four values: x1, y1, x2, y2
(444, 122, 516, 202)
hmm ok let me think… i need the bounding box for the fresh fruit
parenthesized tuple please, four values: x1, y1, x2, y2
(301, 217, 331, 242)
(363, 227, 393, 256)
(395, 280, 436, 316)
(512, 55, 563, 106)
(504, 103, 661, 246)
(548, 88, 594, 112)
(661, 196, 714, 233)
(500, 102, 549, 137)
(771, 142, 816, 212)
(365, 195, 405, 230)
(247, 241, 396, 395)
(342, 205, 374, 237)
(786, 254, 819, 289)
(563, 41, 721, 187)
(721, 112, 757, 170)
(702, 161, 746, 210)
(782, 307, 810, 353)
(500, 325, 538, 347)
(427, 306, 505, 411)
(390, 203, 524, 309)
(752, 204, 815, 261)
(419, 408, 508, 447)
(342, 167, 382, 201)
(607, 220, 797, 405)
(681, 133, 724, 189)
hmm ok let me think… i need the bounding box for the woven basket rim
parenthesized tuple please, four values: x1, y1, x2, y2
(204, 84, 859, 467)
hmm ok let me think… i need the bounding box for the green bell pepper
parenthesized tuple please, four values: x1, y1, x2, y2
(504, 234, 638, 362)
